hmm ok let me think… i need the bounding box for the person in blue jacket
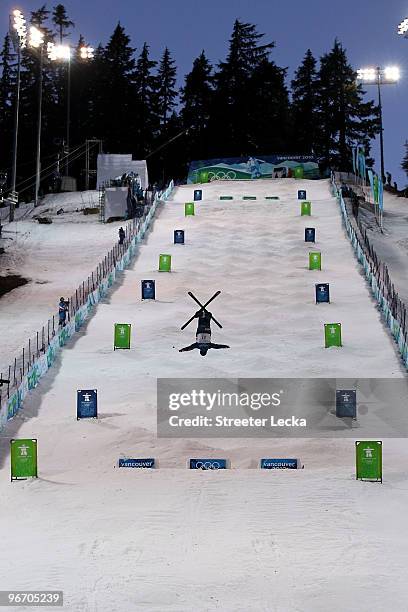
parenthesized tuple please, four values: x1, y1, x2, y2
(58, 297, 68, 327)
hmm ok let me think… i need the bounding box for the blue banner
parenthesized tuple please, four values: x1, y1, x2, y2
(118, 458, 155, 468)
(378, 177, 384, 212)
(315, 283, 330, 304)
(141, 280, 155, 300)
(189, 459, 227, 470)
(261, 458, 298, 469)
(336, 390, 357, 418)
(298, 190, 307, 200)
(174, 230, 185, 245)
(305, 228, 316, 243)
(77, 389, 97, 419)
(194, 189, 202, 201)
(188, 154, 319, 184)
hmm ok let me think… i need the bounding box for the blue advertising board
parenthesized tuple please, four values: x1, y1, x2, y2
(305, 228, 316, 243)
(77, 389, 97, 419)
(315, 283, 330, 304)
(194, 189, 202, 201)
(298, 190, 307, 200)
(174, 230, 185, 244)
(260, 458, 298, 469)
(118, 458, 155, 468)
(141, 280, 156, 300)
(336, 390, 357, 418)
(189, 459, 227, 470)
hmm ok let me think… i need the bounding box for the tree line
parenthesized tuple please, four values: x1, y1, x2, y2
(0, 7, 384, 197)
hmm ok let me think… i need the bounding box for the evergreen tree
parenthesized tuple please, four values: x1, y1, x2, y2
(180, 50, 213, 159)
(210, 20, 275, 155)
(156, 47, 177, 128)
(247, 58, 290, 154)
(402, 141, 408, 179)
(98, 24, 136, 152)
(134, 42, 158, 155)
(0, 34, 15, 171)
(52, 4, 74, 43)
(291, 49, 318, 153)
(315, 40, 380, 170)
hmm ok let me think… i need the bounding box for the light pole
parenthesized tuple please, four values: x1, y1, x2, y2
(47, 43, 94, 177)
(356, 66, 400, 183)
(9, 9, 27, 220)
(29, 26, 45, 206)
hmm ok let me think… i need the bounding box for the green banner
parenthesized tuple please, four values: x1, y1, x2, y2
(11, 439, 38, 480)
(294, 166, 304, 179)
(114, 323, 131, 350)
(309, 251, 321, 270)
(356, 441, 382, 482)
(185, 202, 195, 216)
(324, 323, 342, 348)
(159, 254, 172, 272)
(301, 201, 311, 216)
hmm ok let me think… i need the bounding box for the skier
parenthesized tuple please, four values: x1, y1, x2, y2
(118, 227, 125, 245)
(179, 308, 229, 356)
(58, 297, 68, 327)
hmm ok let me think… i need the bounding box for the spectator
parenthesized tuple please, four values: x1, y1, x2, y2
(118, 227, 125, 245)
(58, 297, 69, 328)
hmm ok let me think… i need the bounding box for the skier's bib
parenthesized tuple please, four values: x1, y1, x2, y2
(196, 333, 211, 344)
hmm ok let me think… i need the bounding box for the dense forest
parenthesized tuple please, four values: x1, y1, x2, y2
(0, 5, 382, 197)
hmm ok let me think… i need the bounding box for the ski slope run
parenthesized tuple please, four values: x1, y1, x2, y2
(0, 178, 407, 612)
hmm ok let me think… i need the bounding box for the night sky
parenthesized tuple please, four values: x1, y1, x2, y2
(2, 0, 408, 186)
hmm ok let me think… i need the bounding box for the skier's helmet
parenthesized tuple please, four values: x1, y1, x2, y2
(200, 347, 208, 356)
(60, 297, 65, 302)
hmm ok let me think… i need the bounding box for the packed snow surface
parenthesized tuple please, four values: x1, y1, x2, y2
(1, 179, 407, 612)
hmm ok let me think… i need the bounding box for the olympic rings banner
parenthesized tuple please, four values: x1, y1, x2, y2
(187, 154, 320, 184)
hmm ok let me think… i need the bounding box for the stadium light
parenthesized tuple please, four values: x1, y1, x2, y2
(9, 9, 27, 219)
(29, 25, 44, 48)
(79, 45, 94, 59)
(47, 42, 71, 61)
(12, 9, 27, 48)
(356, 65, 400, 181)
(397, 17, 408, 36)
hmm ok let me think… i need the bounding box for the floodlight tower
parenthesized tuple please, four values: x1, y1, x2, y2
(47, 43, 94, 176)
(356, 66, 400, 182)
(397, 17, 408, 38)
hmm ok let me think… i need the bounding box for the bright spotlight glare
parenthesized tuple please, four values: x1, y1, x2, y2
(79, 45, 94, 59)
(384, 66, 400, 82)
(29, 25, 44, 48)
(47, 43, 71, 61)
(12, 9, 27, 48)
(357, 67, 377, 82)
(397, 17, 408, 35)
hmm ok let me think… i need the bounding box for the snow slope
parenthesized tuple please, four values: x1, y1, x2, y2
(0, 179, 407, 612)
(0, 190, 126, 376)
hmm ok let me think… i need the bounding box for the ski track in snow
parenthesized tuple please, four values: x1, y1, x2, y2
(0, 179, 408, 611)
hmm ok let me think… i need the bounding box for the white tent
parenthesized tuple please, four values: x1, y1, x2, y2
(97, 154, 148, 189)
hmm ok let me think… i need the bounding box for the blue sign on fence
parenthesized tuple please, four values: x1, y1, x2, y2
(305, 228, 316, 243)
(189, 459, 227, 470)
(77, 389, 97, 419)
(315, 283, 330, 304)
(336, 390, 357, 418)
(174, 230, 185, 244)
(261, 458, 298, 469)
(194, 189, 202, 201)
(118, 458, 155, 468)
(298, 190, 307, 200)
(141, 280, 156, 300)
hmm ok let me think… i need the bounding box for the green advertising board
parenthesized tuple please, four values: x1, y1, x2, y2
(294, 166, 304, 179)
(198, 170, 209, 184)
(309, 251, 321, 270)
(324, 323, 342, 348)
(10, 439, 38, 481)
(301, 201, 311, 216)
(356, 441, 382, 482)
(159, 254, 172, 272)
(114, 323, 131, 350)
(185, 202, 195, 216)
